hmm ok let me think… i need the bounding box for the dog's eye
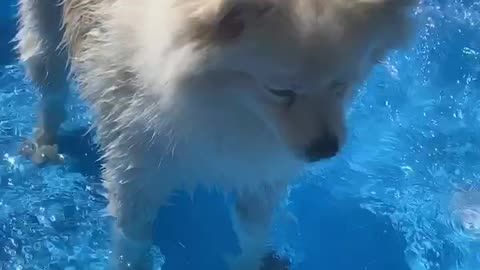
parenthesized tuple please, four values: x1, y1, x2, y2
(268, 89, 297, 106)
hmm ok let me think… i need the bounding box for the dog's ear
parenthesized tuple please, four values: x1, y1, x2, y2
(216, 0, 276, 41)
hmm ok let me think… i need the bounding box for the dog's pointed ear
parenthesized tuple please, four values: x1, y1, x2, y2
(216, 1, 276, 41)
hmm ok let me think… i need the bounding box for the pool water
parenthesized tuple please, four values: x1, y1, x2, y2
(1, 0, 479, 269)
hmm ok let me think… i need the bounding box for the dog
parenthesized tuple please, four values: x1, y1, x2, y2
(15, 0, 418, 269)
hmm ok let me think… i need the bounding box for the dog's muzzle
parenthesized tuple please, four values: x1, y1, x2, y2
(305, 134, 339, 162)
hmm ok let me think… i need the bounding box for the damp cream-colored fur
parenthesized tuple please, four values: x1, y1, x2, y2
(15, 0, 418, 269)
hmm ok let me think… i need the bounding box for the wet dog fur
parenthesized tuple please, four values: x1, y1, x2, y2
(15, 0, 418, 269)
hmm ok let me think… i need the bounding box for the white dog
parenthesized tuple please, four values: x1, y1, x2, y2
(15, 0, 418, 269)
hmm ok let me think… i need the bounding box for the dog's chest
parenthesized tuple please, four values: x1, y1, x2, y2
(129, 127, 300, 192)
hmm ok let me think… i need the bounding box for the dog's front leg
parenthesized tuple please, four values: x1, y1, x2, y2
(111, 224, 153, 270)
(228, 182, 291, 270)
(16, 0, 70, 165)
(105, 171, 172, 270)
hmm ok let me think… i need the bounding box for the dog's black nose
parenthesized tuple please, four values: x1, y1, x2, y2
(305, 135, 339, 162)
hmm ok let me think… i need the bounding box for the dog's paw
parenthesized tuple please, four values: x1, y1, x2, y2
(260, 251, 291, 270)
(111, 254, 153, 270)
(18, 139, 65, 166)
(226, 250, 291, 270)
(226, 252, 262, 270)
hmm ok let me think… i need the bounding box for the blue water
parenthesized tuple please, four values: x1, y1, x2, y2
(0, 0, 479, 269)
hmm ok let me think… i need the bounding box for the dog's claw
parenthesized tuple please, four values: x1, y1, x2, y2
(260, 251, 291, 270)
(18, 140, 65, 165)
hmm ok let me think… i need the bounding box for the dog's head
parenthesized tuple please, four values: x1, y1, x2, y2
(135, 0, 417, 163)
